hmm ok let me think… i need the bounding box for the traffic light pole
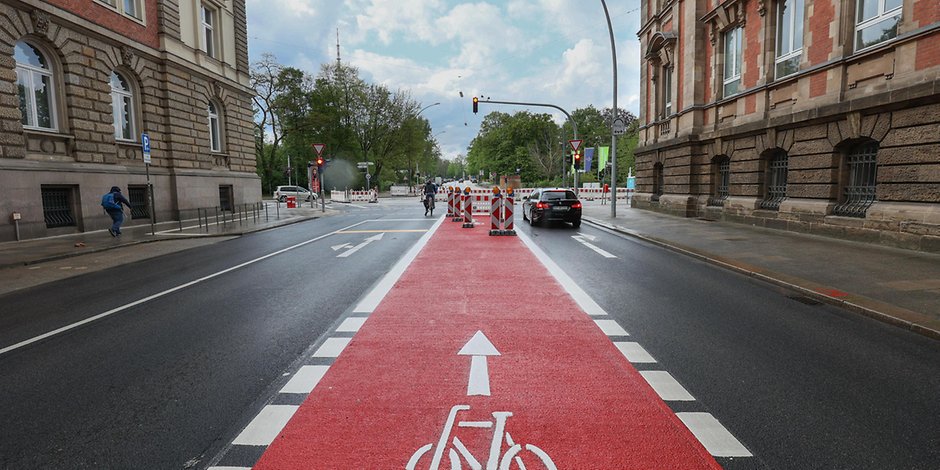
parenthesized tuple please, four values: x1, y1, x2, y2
(476, 99, 578, 190)
(601, 0, 619, 217)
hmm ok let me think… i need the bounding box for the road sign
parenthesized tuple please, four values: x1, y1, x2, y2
(613, 118, 626, 136)
(141, 133, 151, 164)
(312, 143, 326, 157)
(568, 139, 582, 151)
(357, 162, 374, 169)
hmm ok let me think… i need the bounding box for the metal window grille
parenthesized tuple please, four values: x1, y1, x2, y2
(708, 159, 731, 206)
(833, 143, 878, 217)
(652, 164, 664, 201)
(761, 152, 789, 210)
(128, 186, 150, 219)
(41, 187, 75, 228)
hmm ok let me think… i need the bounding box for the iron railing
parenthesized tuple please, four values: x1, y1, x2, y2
(760, 153, 788, 210)
(833, 143, 878, 217)
(41, 187, 75, 228)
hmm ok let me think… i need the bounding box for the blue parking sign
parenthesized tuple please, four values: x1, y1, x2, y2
(141, 133, 151, 164)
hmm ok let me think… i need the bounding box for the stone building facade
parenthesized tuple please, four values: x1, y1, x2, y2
(634, 0, 940, 253)
(0, 0, 258, 242)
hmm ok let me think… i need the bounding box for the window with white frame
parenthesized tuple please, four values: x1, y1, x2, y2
(110, 72, 135, 141)
(723, 27, 743, 97)
(775, 0, 804, 79)
(201, 5, 217, 58)
(855, 0, 902, 51)
(208, 101, 221, 152)
(14, 41, 57, 131)
(95, 0, 143, 21)
(662, 65, 673, 117)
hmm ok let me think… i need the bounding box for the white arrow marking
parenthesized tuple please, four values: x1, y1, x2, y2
(331, 243, 352, 251)
(572, 236, 617, 258)
(458, 331, 500, 396)
(576, 232, 597, 242)
(336, 233, 385, 258)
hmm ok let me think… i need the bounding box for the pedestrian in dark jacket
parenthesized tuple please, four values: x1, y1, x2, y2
(101, 186, 131, 236)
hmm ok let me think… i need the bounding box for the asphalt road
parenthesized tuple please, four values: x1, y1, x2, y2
(0, 203, 438, 468)
(518, 218, 940, 470)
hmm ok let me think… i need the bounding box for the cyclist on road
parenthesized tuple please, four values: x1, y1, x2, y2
(423, 179, 438, 216)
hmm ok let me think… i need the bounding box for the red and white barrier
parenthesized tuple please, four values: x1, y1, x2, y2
(461, 189, 474, 228)
(502, 193, 515, 235)
(489, 191, 501, 236)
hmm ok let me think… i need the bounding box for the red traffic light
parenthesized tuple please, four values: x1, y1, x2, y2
(316, 156, 324, 166)
(472, 97, 479, 114)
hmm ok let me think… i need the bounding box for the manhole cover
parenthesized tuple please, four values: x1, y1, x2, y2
(787, 295, 821, 306)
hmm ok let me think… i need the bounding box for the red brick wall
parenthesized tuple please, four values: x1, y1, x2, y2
(913, 0, 940, 27)
(46, 0, 159, 49)
(742, 0, 761, 88)
(915, 31, 940, 71)
(806, 0, 834, 65)
(745, 93, 756, 115)
(810, 71, 827, 97)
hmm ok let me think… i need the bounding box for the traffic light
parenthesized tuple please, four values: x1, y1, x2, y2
(472, 97, 479, 114)
(573, 150, 582, 169)
(316, 156, 324, 169)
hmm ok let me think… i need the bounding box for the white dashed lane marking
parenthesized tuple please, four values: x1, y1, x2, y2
(615, 341, 657, 363)
(640, 371, 696, 401)
(280, 365, 330, 394)
(336, 317, 367, 333)
(232, 405, 299, 446)
(593, 319, 629, 336)
(677, 412, 753, 457)
(313, 337, 351, 358)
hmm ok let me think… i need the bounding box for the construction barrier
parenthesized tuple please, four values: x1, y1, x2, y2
(488, 188, 501, 236)
(461, 188, 474, 228)
(502, 191, 516, 236)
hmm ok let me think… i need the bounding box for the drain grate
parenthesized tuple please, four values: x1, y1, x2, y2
(787, 295, 822, 306)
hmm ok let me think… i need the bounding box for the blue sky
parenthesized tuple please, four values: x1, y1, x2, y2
(245, 0, 643, 159)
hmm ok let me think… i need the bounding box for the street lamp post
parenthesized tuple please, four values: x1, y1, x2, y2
(601, 0, 619, 217)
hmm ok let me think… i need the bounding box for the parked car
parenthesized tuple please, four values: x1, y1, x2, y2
(274, 185, 316, 202)
(522, 188, 582, 227)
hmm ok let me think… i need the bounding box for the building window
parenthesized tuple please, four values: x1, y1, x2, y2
(761, 151, 789, 210)
(201, 5, 217, 58)
(219, 185, 234, 212)
(208, 101, 222, 152)
(833, 142, 878, 217)
(662, 65, 673, 117)
(110, 72, 136, 141)
(41, 186, 76, 228)
(708, 157, 731, 206)
(855, 0, 902, 51)
(14, 41, 57, 131)
(652, 163, 664, 202)
(723, 27, 743, 97)
(95, 0, 144, 21)
(775, 0, 804, 79)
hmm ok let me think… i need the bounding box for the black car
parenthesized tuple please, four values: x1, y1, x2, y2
(522, 188, 582, 227)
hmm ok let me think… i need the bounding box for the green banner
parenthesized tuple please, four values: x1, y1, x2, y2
(598, 146, 610, 170)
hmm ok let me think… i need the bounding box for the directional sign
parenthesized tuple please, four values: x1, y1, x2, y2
(613, 118, 627, 136)
(312, 143, 326, 157)
(568, 139, 583, 152)
(141, 133, 151, 164)
(336, 233, 384, 258)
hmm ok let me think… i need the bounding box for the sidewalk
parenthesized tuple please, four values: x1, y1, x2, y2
(0, 201, 332, 269)
(581, 202, 940, 340)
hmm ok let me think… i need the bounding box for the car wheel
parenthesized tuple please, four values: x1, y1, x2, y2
(528, 209, 536, 226)
(572, 218, 581, 228)
(522, 207, 528, 221)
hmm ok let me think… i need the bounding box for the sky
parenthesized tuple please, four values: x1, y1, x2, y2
(245, 0, 643, 160)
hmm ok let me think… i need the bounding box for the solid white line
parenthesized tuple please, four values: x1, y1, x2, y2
(335, 317, 367, 333)
(614, 342, 656, 363)
(640, 371, 695, 401)
(231, 405, 298, 446)
(280, 365, 330, 394)
(573, 237, 617, 258)
(516, 229, 609, 317)
(353, 216, 446, 313)
(0, 220, 370, 357)
(312, 337, 351, 358)
(594, 319, 629, 336)
(676, 412, 752, 457)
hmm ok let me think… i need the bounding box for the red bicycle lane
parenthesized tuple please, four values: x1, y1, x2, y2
(253, 220, 721, 469)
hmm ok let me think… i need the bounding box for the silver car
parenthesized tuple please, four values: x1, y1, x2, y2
(274, 185, 316, 202)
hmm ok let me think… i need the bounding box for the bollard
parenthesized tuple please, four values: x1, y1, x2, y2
(502, 190, 516, 236)
(489, 187, 501, 236)
(446, 188, 454, 218)
(204, 209, 209, 233)
(451, 187, 463, 222)
(275, 200, 280, 219)
(462, 187, 474, 228)
(264, 201, 269, 221)
(179, 211, 183, 232)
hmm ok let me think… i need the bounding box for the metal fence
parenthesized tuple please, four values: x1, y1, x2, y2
(176, 202, 267, 233)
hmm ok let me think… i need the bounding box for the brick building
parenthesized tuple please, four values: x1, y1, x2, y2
(0, 0, 258, 241)
(634, 0, 940, 252)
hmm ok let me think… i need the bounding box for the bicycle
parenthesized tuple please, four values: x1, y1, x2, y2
(407, 405, 556, 470)
(424, 193, 436, 216)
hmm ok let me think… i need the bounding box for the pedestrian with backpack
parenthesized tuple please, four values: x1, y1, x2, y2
(101, 186, 131, 236)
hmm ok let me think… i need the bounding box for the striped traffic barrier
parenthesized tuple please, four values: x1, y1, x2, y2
(446, 188, 454, 218)
(502, 188, 516, 236)
(489, 187, 502, 236)
(462, 187, 474, 228)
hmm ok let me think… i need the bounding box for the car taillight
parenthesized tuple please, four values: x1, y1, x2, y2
(571, 202, 582, 209)
(536, 202, 550, 209)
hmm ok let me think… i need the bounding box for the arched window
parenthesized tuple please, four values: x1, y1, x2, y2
(708, 156, 731, 206)
(110, 72, 135, 141)
(761, 150, 789, 210)
(15, 40, 57, 130)
(652, 163, 665, 202)
(833, 141, 878, 217)
(208, 100, 221, 152)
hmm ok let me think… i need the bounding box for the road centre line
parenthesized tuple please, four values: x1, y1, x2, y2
(353, 216, 446, 313)
(0, 220, 371, 357)
(516, 229, 608, 317)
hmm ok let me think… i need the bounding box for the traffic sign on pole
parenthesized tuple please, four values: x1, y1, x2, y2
(141, 133, 151, 164)
(312, 143, 326, 157)
(568, 139, 583, 152)
(612, 118, 626, 136)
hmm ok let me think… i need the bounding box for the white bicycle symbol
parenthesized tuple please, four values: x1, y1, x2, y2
(406, 405, 557, 470)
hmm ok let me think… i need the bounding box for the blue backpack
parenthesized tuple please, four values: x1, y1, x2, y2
(101, 192, 121, 210)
